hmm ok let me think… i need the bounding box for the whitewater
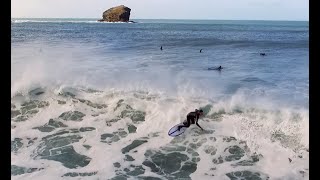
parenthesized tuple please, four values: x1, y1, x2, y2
(11, 19, 309, 180)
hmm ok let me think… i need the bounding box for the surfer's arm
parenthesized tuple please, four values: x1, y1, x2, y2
(195, 119, 204, 131)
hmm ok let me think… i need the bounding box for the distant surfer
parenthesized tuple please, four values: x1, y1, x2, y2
(260, 53, 266, 56)
(200, 49, 203, 53)
(208, 66, 223, 71)
(160, 46, 163, 51)
(177, 109, 204, 131)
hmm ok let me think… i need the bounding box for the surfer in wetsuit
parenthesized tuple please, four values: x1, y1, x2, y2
(208, 66, 223, 71)
(177, 109, 204, 131)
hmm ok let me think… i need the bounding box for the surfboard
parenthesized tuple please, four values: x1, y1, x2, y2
(208, 67, 223, 70)
(168, 122, 188, 137)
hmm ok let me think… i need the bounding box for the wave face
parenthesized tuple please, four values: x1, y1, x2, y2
(11, 19, 309, 179)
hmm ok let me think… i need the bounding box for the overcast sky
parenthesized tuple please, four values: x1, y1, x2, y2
(11, 0, 308, 21)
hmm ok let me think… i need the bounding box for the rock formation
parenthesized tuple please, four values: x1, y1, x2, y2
(98, 5, 131, 22)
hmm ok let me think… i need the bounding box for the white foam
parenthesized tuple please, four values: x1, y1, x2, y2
(11, 87, 308, 179)
(11, 40, 308, 179)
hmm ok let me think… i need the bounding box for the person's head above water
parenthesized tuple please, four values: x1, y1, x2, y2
(195, 109, 204, 116)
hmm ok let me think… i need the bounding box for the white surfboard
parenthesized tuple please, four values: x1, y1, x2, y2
(168, 122, 188, 137)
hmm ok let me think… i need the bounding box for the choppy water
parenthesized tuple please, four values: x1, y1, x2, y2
(11, 18, 309, 180)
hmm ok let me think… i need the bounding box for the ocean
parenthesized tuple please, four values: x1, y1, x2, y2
(11, 18, 309, 180)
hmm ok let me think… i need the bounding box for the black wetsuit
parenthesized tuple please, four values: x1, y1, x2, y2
(178, 111, 203, 130)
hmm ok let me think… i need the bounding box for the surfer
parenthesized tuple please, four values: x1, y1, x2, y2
(177, 109, 204, 131)
(160, 46, 163, 51)
(200, 49, 203, 53)
(208, 66, 223, 71)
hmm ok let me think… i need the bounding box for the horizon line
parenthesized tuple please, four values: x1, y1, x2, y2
(11, 17, 309, 22)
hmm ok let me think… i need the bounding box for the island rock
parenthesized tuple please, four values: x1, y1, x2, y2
(98, 5, 131, 22)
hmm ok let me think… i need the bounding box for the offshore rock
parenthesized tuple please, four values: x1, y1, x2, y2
(98, 5, 132, 22)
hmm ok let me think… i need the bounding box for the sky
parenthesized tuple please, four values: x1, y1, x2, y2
(11, 0, 309, 21)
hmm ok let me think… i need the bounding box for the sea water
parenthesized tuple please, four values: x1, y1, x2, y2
(11, 18, 309, 179)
